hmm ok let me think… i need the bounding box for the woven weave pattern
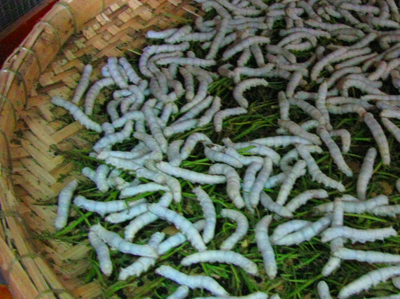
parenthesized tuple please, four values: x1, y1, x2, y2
(0, 0, 196, 298)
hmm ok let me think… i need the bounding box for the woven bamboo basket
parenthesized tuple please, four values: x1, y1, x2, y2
(0, 1, 198, 298)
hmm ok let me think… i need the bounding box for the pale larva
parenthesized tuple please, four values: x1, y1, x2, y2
(142, 99, 169, 153)
(111, 110, 145, 128)
(54, 180, 78, 230)
(133, 131, 163, 160)
(72, 64, 93, 105)
(92, 224, 158, 257)
(317, 281, 333, 299)
(220, 209, 249, 251)
(193, 187, 216, 244)
(357, 147, 377, 200)
(148, 204, 207, 252)
(286, 71, 303, 99)
(93, 120, 133, 152)
(168, 139, 185, 166)
(255, 215, 277, 279)
(326, 67, 362, 87)
(118, 232, 165, 281)
(156, 161, 226, 184)
(73, 195, 139, 217)
(317, 125, 353, 177)
(119, 182, 170, 199)
(363, 113, 391, 165)
(84, 78, 115, 115)
(213, 107, 248, 132)
(249, 157, 273, 208)
(101, 123, 115, 136)
(204, 146, 243, 168)
(177, 95, 213, 122)
(155, 265, 229, 297)
(293, 99, 330, 128)
(192, 292, 268, 299)
(278, 120, 322, 145)
(156, 57, 216, 67)
(88, 227, 112, 276)
(311, 47, 348, 81)
(274, 215, 332, 246)
(198, 96, 222, 127)
(179, 67, 195, 101)
(232, 78, 269, 108)
(314, 195, 389, 214)
(285, 189, 329, 213)
(119, 57, 141, 84)
(260, 192, 293, 218)
(276, 160, 307, 206)
(206, 18, 230, 60)
(167, 285, 190, 299)
(252, 136, 312, 148)
(51, 97, 102, 133)
(124, 193, 173, 242)
(181, 250, 258, 275)
(222, 36, 270, 61)
(278, 91, 290, 121)
(330, 129, 351, 153)
(232, 64, 274, 84)
(321, 226, 397, 244)
(108, 57, 129, 89)
(334, 248, 400, 264)
(104, 200, 148, 224)
(271, 220, 311, 244)
(381, 117, 400, 144)
(95, 164, 110, 193)
(338, 266, 400, 299)
(164, 119, 198, 137)
(209, 163, 245, 209)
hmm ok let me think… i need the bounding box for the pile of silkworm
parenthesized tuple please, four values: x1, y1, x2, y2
(51, 0, 400, 298)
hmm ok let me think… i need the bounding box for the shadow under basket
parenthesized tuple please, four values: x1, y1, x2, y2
(0, 0, 197, 298)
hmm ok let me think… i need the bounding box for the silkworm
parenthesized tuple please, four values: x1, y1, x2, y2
(204, 146, 243, 168)
(124, 193, 173, 242)
(148, 204, 207, 251)
(179, 67, 195, 101)
(318, 281, 333, 299)
(167, 286, 190, 299)
(107, 57, 128, 89)
(155, 265, 229, 297)
(84, 77, 115, 115)
(293, 99, 330, 128)
(93, 120, 133, 152)
(92, 224, 158, 257)
(198, 96, 222, 127)
(51, 97, 102, 133)
(296, 143, 345, 192)
(118, 232, 165, 280)
(209, 163, 245, 208)
(278, 120, 322, 145)
(274, 215, 332, 246)
(192, 292, 268, 299)
(232, 78, 268, 108)
(167, 139, 184, 167)
(214, 107, 247, 132)
(276, 160, 307, 206)
(156, 57, 216, 67)
(119, 182, 170, 199)
(356, 147, 377, 200)
(165, 25, 192, 43)
(329, 129, 352, 153)
(252, 136, 312, 148)
(363, 113, 390, 165)
(338, 266, 400, 299)
(271, 220, 311, 244)
(71, 64, 93, 105)
(314, 195, 389, 214)
(74, 195, 140, 217)
(255, 215, 277, 279)
(260, 192, 293, 218)
(164, 119, 198, 137)
(285, 189, 329, 214)
(321, 226, 397, 244)
(193, 187, 216, 244)
(181, 250, 258, 275)
(156, 161, 226, 184)
(280, 146, 322, 172)
(54, 180, 78, 230)
(222, 36, 270, 61)
(220, 209, 249, 251)
(142, 100, 169, 153)
(104, 199, 148, 224)
(311, 47, 348, 81)
(177, 95, 214, 122)
(88, 227, 112, 276)
(249, 157, 273, 208)
(317, 125, 353, 177)
(334, 248, 400, 264)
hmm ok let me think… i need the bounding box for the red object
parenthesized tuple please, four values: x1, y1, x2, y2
(0, 0, 58, 66)
(0, 284, 13, 299)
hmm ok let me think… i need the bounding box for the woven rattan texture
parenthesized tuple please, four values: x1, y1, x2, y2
(0, 0, 197, 298)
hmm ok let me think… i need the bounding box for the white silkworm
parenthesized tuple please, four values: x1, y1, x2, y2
(54, 180, 78, 230)
(338, 266, 400, 299)
(314, 195, 388, 214)
(142, 100, 168, 153)
(193, 187, 216, 244)
(193, 292, 268, 299)
(233, 79, 268, 108)
(111, 110, 145, 128)
(168, 139, 184, 166)
(276, 160, 307, 206)
(51, 97, 102, 133)
(72, 64, 93, 104)
(156, 161, 226, 184)
(156, 57, 216, 67)
(198, 96, 222, 127)
(285, 189, 329, 213)
(177, 95, 213, 122)
(84, 78, 115, 115)
(108, 57, 128, 89)
(73, 195, 138, 217)
(88, 227, 112, 276)
(318, 281, 333, 299)
(260, 192, 293, 218)
(164, 119, 198, 137)
(93, 120, 133, 152)
(296, 144, 345, 192)
(317, 125, 353, 177)
(95, 164, 110, 192)
(148, 204, 207, 251)
(334, 248, 400, 264)
(271, 220, 311, 244)
(181, 250, 258, 275)
(92, 224, 157, 257)
(146, 28, 178, 39)
(214, 107, 248, 132)
(119, 57, 142, 84)
(252, 136, 312, 148)
(255, 215, 277, 279)
(363, 113, 390, 165)
(120, 183, 170, 199)
(167, 286, 190, 299)
(155, 265, 229, 297)
(179, 67, 195, 101)
(381, 109, 400, 120)
(249, 157, 273, 208)
(204, 146, 243, 168)
(278, 120, 321, 145)
(220, 209, 248, 251)
(357, 147, 377, 200)
(311, 47, 348, 81)
(209, 163, 245, 208)
(330, 129, 351, 153)
(381, 117, 400, 144)
(104, 200, 148, 224)
(293, 99, 330, 129)
(274, 215, 332, 246)
(222, 36, 270, 61)
(278, 91, 289, 121)
(242, 160, 263, 211)
(321, 226, 397, 244)
(280, 146, 322, 172)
